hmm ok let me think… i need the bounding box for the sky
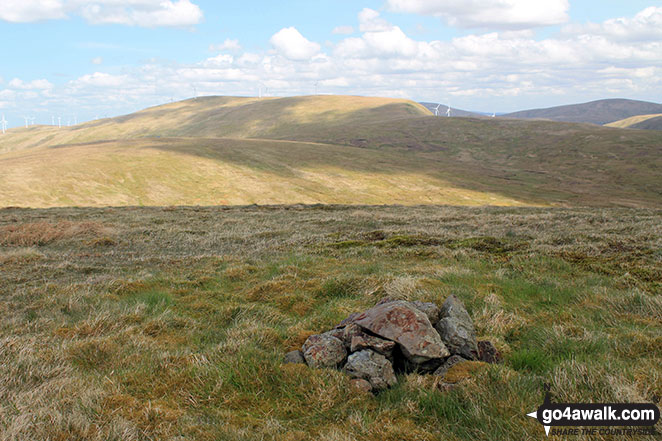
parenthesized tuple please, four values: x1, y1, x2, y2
(0, 0, 661, 127)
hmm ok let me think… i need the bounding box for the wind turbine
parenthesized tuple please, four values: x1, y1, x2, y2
(434, 104, 441, 116)
(23, 116, 29, 128)
(52, 116, 55, 126)
(73, 115, 77, 125)
(446, 104, 452, 117)
(1, 114, 7, 134)
(192, 84, 197, 100)
(492, 112, 496, 118)
(30, 117, 35, 126)
(58, 116, 61, 128)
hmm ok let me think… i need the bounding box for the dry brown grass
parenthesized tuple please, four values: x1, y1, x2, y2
(0, 205, 659, 440)
(0, 221, 111, 246)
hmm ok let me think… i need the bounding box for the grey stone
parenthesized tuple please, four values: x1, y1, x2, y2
(283, 350, 306, 365)
(322, 328, 345, 341)
(344, 350, 397, 391)
(433, 355, 469, 377)
(435, 295, 478, 360)
(410, 300, 442, 326)
(353, 300, 449, 364)
(302, 334, 347, 369)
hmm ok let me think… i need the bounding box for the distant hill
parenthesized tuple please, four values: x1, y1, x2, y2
(419, 102, 482, 118)
(629, 116, 662, 130)
(0, 95, 661, 208)
(0, 95, 431, 154)
(606, 114, 662, 131)
(503, 99, 662, 125)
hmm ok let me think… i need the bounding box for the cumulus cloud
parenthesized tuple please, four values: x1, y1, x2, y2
(8, 78, 53, 90)
(386, 0, 569, 29)
(270, 27, 321, 61)
(0, 0, 203, 27)
(74, 72, 129, 88)
(210, 39, 242, 52)
(562, 6, 662, 41)
(4, 7, 661, 121)
(358, 8, 393, 32)
(0, 0, 65, 22)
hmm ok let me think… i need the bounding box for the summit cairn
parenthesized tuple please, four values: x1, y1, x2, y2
(285, 295, 500, 392)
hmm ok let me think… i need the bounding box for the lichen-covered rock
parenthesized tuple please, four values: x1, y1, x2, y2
(433, 354, 468, 377)
(302, 334, 347, 369)
(341, 323, 364, 347)
(283, 350, 306, 365)
(344, 350, 397, 391)
(477, 340, 501, 364)
(435, 295, 478, 360)
(322, 328, 345, 341)
(353, 300, 449, 364)
(335, 312, 362, 329)
(350, 334, 396, 360)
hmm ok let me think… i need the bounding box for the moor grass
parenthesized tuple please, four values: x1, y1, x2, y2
(1, 95, 661, 209)
(0, 205, 660, 440)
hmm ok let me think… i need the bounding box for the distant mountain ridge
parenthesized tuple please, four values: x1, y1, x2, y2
(502, 99, 662, 125)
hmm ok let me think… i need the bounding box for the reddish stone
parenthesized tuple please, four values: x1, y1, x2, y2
(353, 300, 449, 364)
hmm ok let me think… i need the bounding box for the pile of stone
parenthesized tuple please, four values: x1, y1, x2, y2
(284, 295, 500, 392)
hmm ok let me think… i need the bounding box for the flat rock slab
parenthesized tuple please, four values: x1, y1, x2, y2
(353, 300, 449, 364)
(344, 349, 397, 391)
(302, 334, 347, 369)
(435, 295, 478, 360)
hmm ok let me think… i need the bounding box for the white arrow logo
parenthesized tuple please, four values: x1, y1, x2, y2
(527, 410, 551, 436)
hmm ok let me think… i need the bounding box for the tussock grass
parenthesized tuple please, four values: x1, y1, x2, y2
(0, 205, 659, 440)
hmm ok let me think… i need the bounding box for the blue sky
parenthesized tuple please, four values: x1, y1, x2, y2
(1, 0, 661, 127)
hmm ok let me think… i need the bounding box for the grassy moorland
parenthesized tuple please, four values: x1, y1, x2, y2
(606, 114, 662, 131)
(605, 114, 662, 129)
(1, 205, 660, 440)
(1, 95, 661, 208)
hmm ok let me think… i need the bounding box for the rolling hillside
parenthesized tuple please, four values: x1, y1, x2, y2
(0, 95, 430, 154)
(606, 114, 662, 131)
(0, 95, 661, 208)
(503, 98, 662, 125)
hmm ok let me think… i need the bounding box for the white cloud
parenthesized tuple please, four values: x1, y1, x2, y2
(0, 0, 65, 22)
(270, 27, 321, 61)
(210, 39, 242, 52)
(563, 7, 662, 41)
(8, 78, 53, 90)
(386, 0, 569, 29)
(332, 25, 354, 35)
(74, 72, 128, 88)
(91, 57, 103, 65)
(4, 6, 661, 120)
(358, 8, 393, 32)
(0, 0, 203, 27)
